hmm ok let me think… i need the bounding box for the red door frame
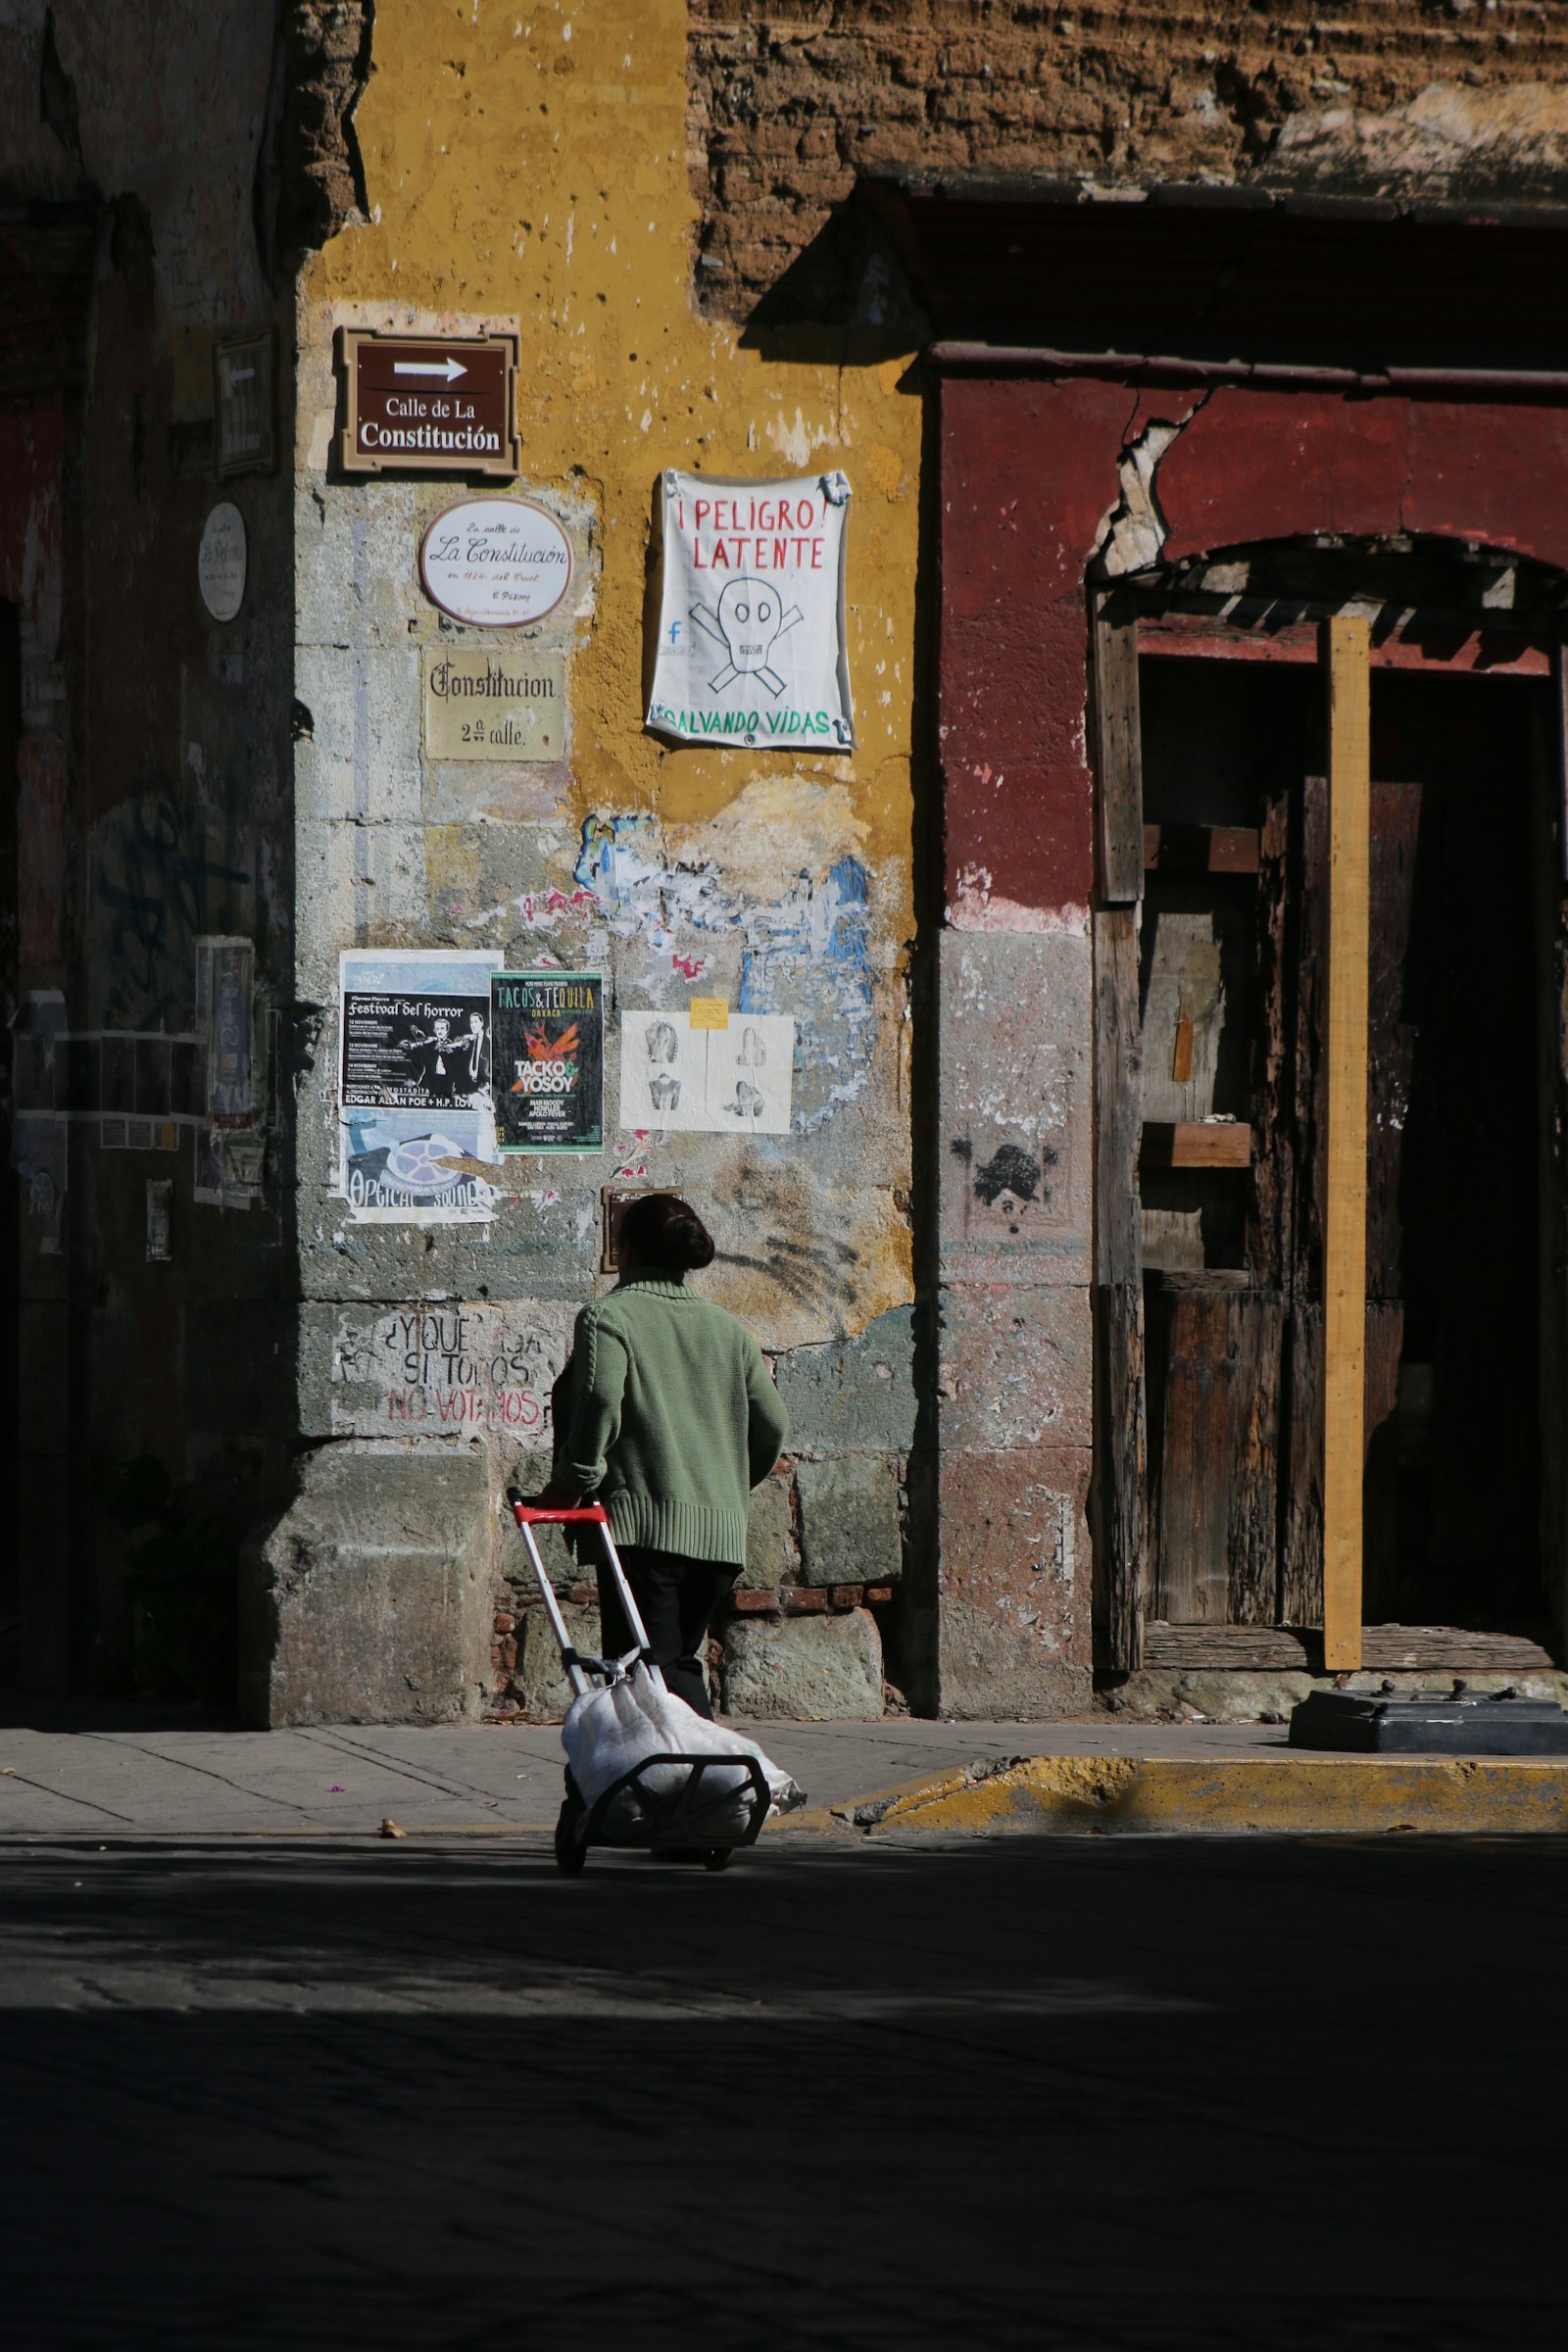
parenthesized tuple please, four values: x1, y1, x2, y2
(929, 369, 1568, 1686)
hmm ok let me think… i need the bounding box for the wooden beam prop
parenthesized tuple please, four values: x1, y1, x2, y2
(1322, 616, 1371, 1671)
(1094, 590, 1145, 905)
(1091, 589, 1148, 1672)
(1095, 907, 1148, 1672)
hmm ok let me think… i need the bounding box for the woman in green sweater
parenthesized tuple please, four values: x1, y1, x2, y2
(534, 1192, 788, 1718)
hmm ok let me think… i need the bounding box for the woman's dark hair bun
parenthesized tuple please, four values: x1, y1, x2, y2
(619, 1191, 715, 1272)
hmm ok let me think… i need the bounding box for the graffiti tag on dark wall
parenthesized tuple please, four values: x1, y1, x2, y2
(95, 793, 253, 1029)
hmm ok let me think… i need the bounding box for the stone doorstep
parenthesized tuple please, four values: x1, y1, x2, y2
(1103, 1664, 1568, 1725)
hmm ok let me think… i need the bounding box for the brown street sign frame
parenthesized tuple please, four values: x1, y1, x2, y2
(335, 327, 520, 478)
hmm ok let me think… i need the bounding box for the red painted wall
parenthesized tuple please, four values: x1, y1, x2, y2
(938, 375, 1568, 917)
(937, 377, 1132, 918)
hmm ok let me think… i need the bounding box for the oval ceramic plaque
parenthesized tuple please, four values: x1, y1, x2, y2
(418, 497, 572, 628)
(198, 500, 247, 622)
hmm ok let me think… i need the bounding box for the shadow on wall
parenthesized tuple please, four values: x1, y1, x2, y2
(734, 197, 930, 369)
(95, 1449, 286, 1711)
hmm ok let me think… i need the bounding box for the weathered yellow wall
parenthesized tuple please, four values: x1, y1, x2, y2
(293, 0, 924, 1497)
(307, 0, 921, 865)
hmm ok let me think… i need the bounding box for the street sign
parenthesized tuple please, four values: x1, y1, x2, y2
(335, 328, 519, 477)
(214, 328, 277, 476)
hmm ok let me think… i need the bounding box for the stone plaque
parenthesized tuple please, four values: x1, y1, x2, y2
(335, 328, 519, 477)
(422, 647, 565, 760)
(419, 497, 572, 628)
(198, 502, 246, 622)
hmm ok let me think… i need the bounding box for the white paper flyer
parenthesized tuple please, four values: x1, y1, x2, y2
(646, 470, 854, 752)
(618, 1010, 795, 1137)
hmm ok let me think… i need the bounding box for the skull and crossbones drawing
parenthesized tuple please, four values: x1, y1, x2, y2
(689, 577, 803, 698)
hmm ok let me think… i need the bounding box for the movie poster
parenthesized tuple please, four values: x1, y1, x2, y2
(490, 970, 604, 1155)
(338, 949, 503, 1222)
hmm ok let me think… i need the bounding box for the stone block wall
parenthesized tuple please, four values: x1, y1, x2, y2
(0, 2, 309, 1695)
(919, 931, 1095, 1719)
(490, 1307, 915, 1723)
(241, 1446, 494, 1727)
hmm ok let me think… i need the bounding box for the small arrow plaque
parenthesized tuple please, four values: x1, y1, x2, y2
(335, 328, 519, 478)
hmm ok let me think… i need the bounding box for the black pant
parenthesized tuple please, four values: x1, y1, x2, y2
(598, 1545, 737, 1720)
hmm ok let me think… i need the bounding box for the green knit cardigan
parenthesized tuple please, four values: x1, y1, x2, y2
(556, 1275, 789, 1563)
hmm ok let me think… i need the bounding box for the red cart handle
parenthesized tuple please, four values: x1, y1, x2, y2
(507, 1494, 608, 1526)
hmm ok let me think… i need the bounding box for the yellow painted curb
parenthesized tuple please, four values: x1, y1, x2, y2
(832, 1753, 1568, 1838)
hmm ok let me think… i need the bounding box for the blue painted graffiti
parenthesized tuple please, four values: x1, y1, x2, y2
(573, 816, 874, 1134)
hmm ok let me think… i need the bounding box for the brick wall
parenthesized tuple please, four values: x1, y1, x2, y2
(689, 2, 1568, 318)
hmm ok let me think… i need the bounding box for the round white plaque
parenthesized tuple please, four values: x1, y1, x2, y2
(198, 501, 247, 623)
(418, 497, 572, 629)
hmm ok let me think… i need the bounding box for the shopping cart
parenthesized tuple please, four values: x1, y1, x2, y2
(506, 1492, 771, 1874)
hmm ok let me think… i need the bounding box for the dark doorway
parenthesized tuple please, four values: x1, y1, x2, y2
(1136, 651, 1547, 1641)
(1364, 671, 1541, 1626)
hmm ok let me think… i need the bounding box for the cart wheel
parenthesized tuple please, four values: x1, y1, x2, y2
(702, 1847, 734, 1873)
(555, 1802, 587, 1875)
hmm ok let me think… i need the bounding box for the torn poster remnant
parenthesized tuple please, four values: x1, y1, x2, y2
(575, 813, 873, 1138)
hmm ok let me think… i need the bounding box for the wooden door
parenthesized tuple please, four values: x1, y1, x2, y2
(1141, 798, 1288, 1627)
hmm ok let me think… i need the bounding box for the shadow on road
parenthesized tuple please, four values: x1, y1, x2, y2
(3, 1834, 1566, 2348)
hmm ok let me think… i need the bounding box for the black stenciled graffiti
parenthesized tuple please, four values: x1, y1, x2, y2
(973, 1143, 1050, 1207)
(95, 792, 252, 1026)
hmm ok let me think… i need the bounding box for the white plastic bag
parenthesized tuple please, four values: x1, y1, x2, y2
(562, 1664, 806, 1832)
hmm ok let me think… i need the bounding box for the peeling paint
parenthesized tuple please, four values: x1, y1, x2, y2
(574, 808, 876, 1133)
(1094, 417, 1184, 579)
(949, 866, 1090, 937)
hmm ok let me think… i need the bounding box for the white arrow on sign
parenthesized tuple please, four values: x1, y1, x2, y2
(393, 357, 467, 382)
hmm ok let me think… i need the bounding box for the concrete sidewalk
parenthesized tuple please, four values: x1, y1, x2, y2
(3, 1704, 1567, 1838)
(0, 1705, 1271, 1837)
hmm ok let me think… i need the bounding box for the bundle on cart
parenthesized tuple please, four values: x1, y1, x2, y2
(507, 1493, 806, 1873)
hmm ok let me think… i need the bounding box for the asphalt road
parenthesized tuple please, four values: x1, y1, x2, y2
(3, 1831, 1566, 2350)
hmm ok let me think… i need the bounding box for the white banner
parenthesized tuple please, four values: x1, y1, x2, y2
(646, 470, 853, 752)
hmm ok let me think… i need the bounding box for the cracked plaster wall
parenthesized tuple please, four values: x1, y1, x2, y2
(690, 1, 1568, 320)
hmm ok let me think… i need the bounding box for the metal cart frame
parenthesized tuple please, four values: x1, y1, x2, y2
(506, 1491, 770, 1873)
